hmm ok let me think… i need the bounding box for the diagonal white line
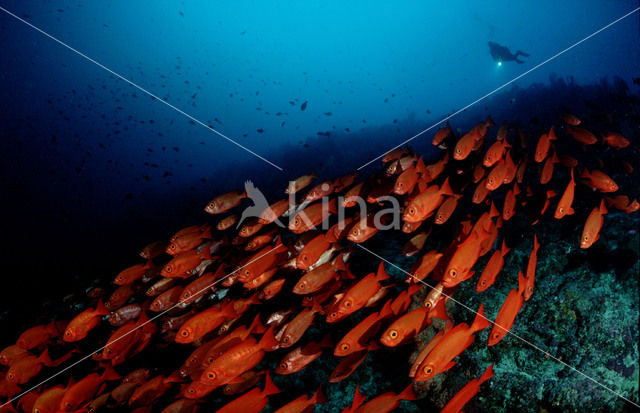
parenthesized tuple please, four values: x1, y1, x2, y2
(357, 7, 640, 171)
(354, 243, 640, 409)
(0, 6, 284, 171)
(0, 243, 284, 408)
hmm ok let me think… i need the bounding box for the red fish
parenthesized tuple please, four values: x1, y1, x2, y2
(175, 302, 237, 343)
(58, 367, 120, 411)
(279, 304, 323, 347)
(327, 263, 390, 323)
(286, 173, 317, 194)
(335, 300, 392, 356)
(296, 234, 331, 270)
(114, 261, 154, 285)
(539, 150, 558, 184)
(483, 137, 510, 167)
(602, 132, 630, 149)
(440, 364, 494, 413)
(401, 231, 430, 257)
(403, 178, 454, 223)
(16, 321, 60, 350)
(394, 165, 419, 195)
(347, 215, 380, 244)
(354, 384, 416, 413)
(567, 126, 597, 145)
(606, 195, 640, 213)
(554, 168, 576, 219)
(502, 183, 520, 221)
(580, 199, 608, 249)
(488, 271, 526, 346)
(63, 299, 110, 342)
(216, 372, 280, 413)
(5, 349, 73, 385)
(289, 200, 337, 234)
(561, 113, 581, 126)
(217, 214, 238, 230)
(166, 225, 212, 255)
(534, 127, 556, 162)
(476, 240, 509, 292)
(275, 336, 332, 375)
(432, 122, 452, 147)
(274, 386, 326, 413)
(258, 199, 290, 224)
(414, 303, 490, 381)
(580, 169, 618, 193)
(204, 190, 246, 214)
(161, 248, 212, 278)
(330, 350, 369, 383)
(441, 229, 490, 287)
(485, 158, 507, 191)
(524, 234, 540, 301)
(435, 194, 462, 225)
(293, 263, 341, 295)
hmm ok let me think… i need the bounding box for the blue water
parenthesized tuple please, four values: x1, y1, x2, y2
(0, 0, 639, 354)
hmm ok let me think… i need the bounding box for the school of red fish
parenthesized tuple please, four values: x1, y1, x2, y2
(1, 113, 637, 413)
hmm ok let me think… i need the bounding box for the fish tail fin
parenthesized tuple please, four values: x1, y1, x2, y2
(327, 198, 338, 215)
(440, 177, 455, 196)
(398, 383, 417, 401)
(378, 298, 394, 319)
(515, 50, 530, 57)
(262, 371, 280, 396)
(471, 303, 491, 332)
(570, 167, 575, 183)
(95, 299, 110, 316)
(503, 137, 511, 148)
(311, 385, 327, 404)
(429, 298, 450, 322)
(513, 182, 521, 196)
(333, 253, 347, 271)
(376, 261, 391, 281)
(548, 126, 557, 140)
(201, 224, 212, 240)
(533, 234, 540, 252)
(102, 365, 122, 381)
(248, 314, 266, 335)
(517, 270, 527, 295)
(489, 201, 500, 218)
(318, 333, 333, 349)
(600, 198, 608, 215)
(580, 168, 590, 179)
(485, 115, 495, 127)
(258, 326, 279, 351)
(39, 348, 54, 367)
(478, 364, 494, 385)
(500, 239, 510, 256)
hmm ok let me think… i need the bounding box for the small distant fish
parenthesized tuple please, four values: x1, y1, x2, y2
(257, 129, 264, 133)
(324, 112, 332, 116)
(301, 101, 308, 111)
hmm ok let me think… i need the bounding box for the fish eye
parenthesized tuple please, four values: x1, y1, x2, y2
(170, 244, 175, 250)
(303, 256, 308, 261)
(424, 366, 432, 374)
(245, 270, 250, 276)
(494, 333, 500, 339)
(207, 372, 216, 380)
(455, 148, 461, 153)
(180, 330, 189, 337)
(583, 235, 589, 241)
(298, 283, 305, 290)
(424, 302, 432, 308)
(188, 388, 195, 394)
(559, 207, 564, 213)
(7, 373, 13, 380)
(166, 266, 172, 273)
(330, 312, 337, 318)
(389, 330, 398, 339)
(341, 343, 350, 351)
(282, 336, 289, 343)
(481, 280, 486, 286)
(409, 208, 415, 215)
(184, 292, 191, 298)
(438, 214, 443, 220)
(449, 269, 457, 278)
(280, 363, 287, 370)
(344, 300, 352, 308)
(34, 409, 40, 413)
(66, 402, 73, 409)
(294, 218, 300, 225)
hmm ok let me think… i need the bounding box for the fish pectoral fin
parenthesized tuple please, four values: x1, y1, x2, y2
(441, 360, 456, 373)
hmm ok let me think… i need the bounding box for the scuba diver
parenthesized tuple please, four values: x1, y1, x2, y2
(488, 41, 530, 64)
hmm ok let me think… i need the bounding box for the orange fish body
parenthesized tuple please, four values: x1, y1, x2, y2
(401, 231, 430, 257)
(394, 165, 418, 195)
(485, 159, 507, 191)
(403, 178, 454, 223)
(200, 328, 278, 389)
(502, 183, 520, 221)
(239, 240, 287, 282)
(217, 214, 239, 230)
(539, 151, 558, 184)
(354, 384, 416, 413)
(16, 321, 59, 350)
(580, 169, 618, 193)
(58, 367, 120, 412)
(289, 200, 337, 234)
(414, 304, 490, 381)
(286, 173, 317, 194)
(280, 304, 322, 347)
(294, 263, 340, 295)
(453, 131, 478, 161)
(296, 235, 331, 270)
(327, 263, 390, 323)
(258, 199, 290, 224)
(204, 190, 246, 214)
(347, 215, 380, 244)
(382, 148, 409, 163)
(216, 372, 280, 413)
(580, 199, 608, 249)
(175, 302, 236, 343)
(31, 385, 66, 413)
(424, 153, 449, 182)
(335, 301, 392, 356)
(534, 127, 556, 162)
(524, 235, 540, 301)
(606, 195, 640, 213)
(602, 132, 630, 149)
(561, 113, 581, 126)
(114, 261, 153, 285)
(435, 194, 462, 225)
(483, 138, 510, 167)
(472, 178, 490, 204)
(161, 248, 212, 278)
(440, 364, 494, 413)
(441, 229, 490, 287)
(488, 271, 526, 346)
(166, 225, 212, 255)
(476, 240, 509, 292)
(432, 122, 452, 146)
(554, 168, 576, 219)
(303, 180, 335, 204)
(274, 386, 326, 413)
(568, 126, 597, 145)
(380, 307, 430, 347)
(275, 336, 331, 375)
(63, 299, 109, 342)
